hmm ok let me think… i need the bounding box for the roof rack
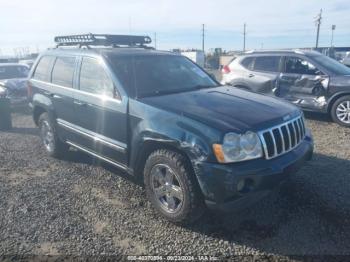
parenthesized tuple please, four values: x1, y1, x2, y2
(54, 34, 152, 48)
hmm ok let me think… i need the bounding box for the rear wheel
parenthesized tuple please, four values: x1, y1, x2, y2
(331, 95, 350, 127)
(144, 149, 205, 224)
(38, 112, 69, 157)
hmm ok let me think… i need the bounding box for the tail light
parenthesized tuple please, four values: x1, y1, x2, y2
(27, 81, 33, 99)
(222, 65, 231, 74)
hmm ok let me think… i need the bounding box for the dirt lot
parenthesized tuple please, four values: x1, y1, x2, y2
(0, 107, 350, 259)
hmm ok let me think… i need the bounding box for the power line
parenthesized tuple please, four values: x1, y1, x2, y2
(314, 9, 322, 48)
(331, 24, 336, 47)
(243, 23, 246, 52)
(201, 24, 205, 52)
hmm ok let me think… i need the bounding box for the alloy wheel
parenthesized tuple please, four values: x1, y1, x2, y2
(40, 120, 55, 152)
(336, 101, 350, 124)
(150, 164, 184, 213)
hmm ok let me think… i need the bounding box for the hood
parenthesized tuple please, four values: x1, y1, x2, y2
(140, 86, 300, 133)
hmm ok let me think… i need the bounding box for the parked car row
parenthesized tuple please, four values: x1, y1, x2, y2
(27, 34, 314, 224)
(221, 50, 350, 127)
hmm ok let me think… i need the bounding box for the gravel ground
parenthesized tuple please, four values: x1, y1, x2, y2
(0, 107, 350, 260)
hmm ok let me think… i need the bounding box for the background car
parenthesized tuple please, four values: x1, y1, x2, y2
(221, 50, 350, 127)
(341, 52, 350, 67)
(0, 63, 30, 104)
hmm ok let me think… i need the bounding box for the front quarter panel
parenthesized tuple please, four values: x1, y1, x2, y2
(128, 99, 222, 168)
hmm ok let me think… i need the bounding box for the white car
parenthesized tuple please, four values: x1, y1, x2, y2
(342, 52, 350, 67)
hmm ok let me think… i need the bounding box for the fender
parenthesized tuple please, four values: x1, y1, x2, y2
(32, 93, 56, 123)
(326, 91, 350, 112)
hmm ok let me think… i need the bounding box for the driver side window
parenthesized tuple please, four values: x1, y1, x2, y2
(285, 57, 320, 75)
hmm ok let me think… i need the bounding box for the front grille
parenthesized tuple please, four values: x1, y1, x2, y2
(258, 116, 306, 160)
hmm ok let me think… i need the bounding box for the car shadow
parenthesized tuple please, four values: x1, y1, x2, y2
(8, 127, 38, 136)
(37, 139, 350, 255)
(303, 111, 332, 123)
(62, 148, 137, 183)
(178, 152, 350, 256)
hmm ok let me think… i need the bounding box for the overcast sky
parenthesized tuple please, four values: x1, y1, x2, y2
(1, 0, 350, 55)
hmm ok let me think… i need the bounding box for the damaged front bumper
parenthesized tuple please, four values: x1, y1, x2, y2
(193, 130, 314, 212)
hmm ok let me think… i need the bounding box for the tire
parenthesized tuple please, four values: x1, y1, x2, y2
(38, 112, 69, 157)
(144, 149, 205, 224)
(330, 95, 350, 127)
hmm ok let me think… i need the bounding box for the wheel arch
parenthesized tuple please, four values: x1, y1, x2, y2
(33, 105, 47, 125)
(133, 139, 195, 184)
(327, 92, 350, 113)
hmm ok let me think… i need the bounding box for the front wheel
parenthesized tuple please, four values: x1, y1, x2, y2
(38, 112, 69, 157)
(331, 95, 350, 127)
(144, 149, 205, 224)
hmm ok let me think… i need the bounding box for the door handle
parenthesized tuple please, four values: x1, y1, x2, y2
(280, 76, 290, 80)
(248, 73, 255, 78)
(74, 100, 87, 107)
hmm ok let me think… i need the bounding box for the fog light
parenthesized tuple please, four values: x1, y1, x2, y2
(237, 178, 255, 193)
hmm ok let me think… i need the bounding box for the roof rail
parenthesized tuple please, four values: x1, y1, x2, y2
(243, 49, 306, 55)
(54, 33, 152, 48)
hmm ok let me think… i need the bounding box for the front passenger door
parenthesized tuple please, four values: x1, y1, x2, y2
(277, 56, 329, 109)
(74, 56, 128, 167)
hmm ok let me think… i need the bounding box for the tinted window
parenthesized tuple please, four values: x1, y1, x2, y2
(241, 57, 254, 69)
(51, 57, 76, 87)
(33, 56, 55, 81)
(79, 57, 114, 97)
(109, 55, 217, 98)
(254, 56, 280, 72)
(285, 57, 319, 75)
(312, 55, 350, 75)
(0, 65, 29, 80)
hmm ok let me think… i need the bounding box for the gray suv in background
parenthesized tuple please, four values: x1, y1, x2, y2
(221, 50, 350, 127)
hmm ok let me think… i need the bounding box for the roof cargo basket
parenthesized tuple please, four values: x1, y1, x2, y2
(54, 34, 152, 48)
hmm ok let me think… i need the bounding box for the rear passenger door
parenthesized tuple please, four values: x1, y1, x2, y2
(74, 56, 128, 167)
(245, 56, 282, 95)
(51, 56, 77, 127)
(32, 55, 78, 143)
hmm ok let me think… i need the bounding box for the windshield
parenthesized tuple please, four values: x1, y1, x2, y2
(311, 55, 350, 75)
(109, 55, 217, 98)
(0, 65, 29, 80)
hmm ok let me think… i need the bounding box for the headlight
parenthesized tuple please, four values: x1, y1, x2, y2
(213, 131, 263, 163)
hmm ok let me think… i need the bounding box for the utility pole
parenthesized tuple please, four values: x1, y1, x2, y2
(331, 25, 336, 47)
(314, 9, 322, 48)
(154, 32, 157, 49)
(243, 23, 246, 52)
(201, 24, 205, 52)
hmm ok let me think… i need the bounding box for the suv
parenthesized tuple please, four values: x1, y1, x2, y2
(221, 50, 350, 127)
(28, 34, 313, 224)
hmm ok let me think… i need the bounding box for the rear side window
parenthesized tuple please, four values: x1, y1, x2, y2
(241, 57, 254, 69)
(51, 56, 76, 88)
(253, 56, 280, 72)
(79, 57, 114, 97)
(33, 56, 55, 81)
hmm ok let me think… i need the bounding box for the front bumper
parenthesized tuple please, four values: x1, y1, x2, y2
(193, 130, 313, 212)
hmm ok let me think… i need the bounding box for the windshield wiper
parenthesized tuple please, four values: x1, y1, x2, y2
(192, 84, 218, 90)
(139, 85, 219, 98)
